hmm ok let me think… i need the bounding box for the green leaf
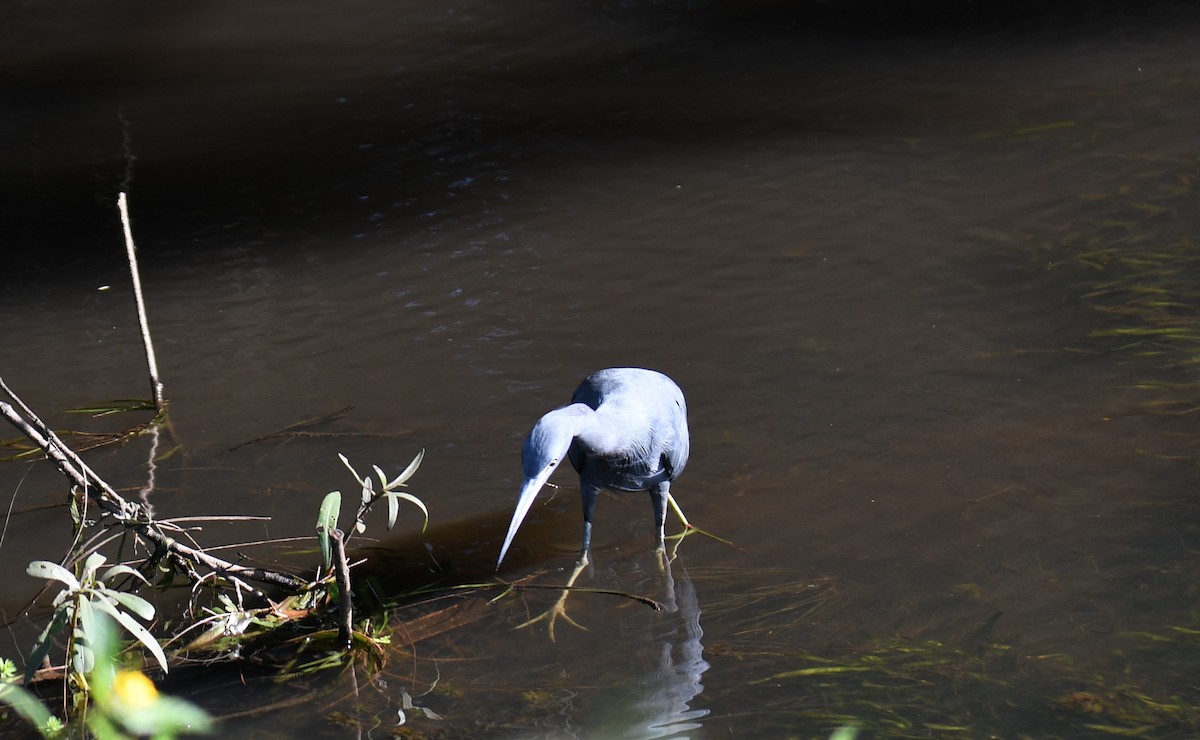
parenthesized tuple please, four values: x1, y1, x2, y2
(27, 561, 80, 591)
(384, 490, 429, 533)
(386, 449, 424, 488)
(118, 694, 213, 736)
(25, 606, 70, 685)
(69, 494, 82, 528)
(317, 491, 341, 571)
(50, 587, 73, 608)
(100, 564, 150, 587)
(91, 598, 168, 674)
(80, 552, 107, 586)
(65, 398, 155, 416)
(70, 641, 94, 676)
(387, 487, 399, 530)
(0, 681, 58, 738)
(102, 590, 156, 622)
(337, 453, 362, 483)
(359, 475, 373, 506)
(76, 595, 97, 651)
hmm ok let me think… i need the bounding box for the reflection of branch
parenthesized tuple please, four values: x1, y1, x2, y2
(138, 423, 161, 515)
(0, 378, 306, 592)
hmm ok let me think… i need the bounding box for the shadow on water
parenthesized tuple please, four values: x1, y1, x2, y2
(1, 0, 1191, 276)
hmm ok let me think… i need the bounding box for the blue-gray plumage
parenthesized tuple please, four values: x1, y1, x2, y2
(497, 368, 690, 568)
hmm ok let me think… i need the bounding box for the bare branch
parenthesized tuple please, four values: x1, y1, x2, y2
(330, 529, 353, 650)
(0, 378, 306, 592)
(117, 192, 165, 414)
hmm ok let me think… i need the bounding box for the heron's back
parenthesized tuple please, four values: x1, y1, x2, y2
(568, 368, 689, 491)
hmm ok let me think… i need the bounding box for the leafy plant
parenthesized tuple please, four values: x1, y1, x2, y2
(319, 450, 428, 571)
(25, 553, 166, 688)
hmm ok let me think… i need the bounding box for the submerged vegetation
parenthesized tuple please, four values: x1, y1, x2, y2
(757, 157, 1200, 738)
(1032, 163, 1200, 393)
(743, 159, 1200, 739)
(739, 621, 1200, 738)
(687, 155, 1200, 738)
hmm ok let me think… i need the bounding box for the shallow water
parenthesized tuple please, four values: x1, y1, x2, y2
(3, 1, 1200, 736)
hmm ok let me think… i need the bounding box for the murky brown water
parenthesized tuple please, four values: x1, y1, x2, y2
(4, 1, 1200, 737)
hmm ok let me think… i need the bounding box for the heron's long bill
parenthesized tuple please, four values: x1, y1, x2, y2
(497, 464, 556, 568)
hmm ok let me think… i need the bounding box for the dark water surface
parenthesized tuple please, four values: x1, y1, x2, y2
(4, 1, 1200, 737)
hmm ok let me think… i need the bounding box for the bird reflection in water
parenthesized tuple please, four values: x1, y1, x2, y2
(623, 558, 710, 740)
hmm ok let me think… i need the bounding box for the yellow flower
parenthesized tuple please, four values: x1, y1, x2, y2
(112, 670, 159, 708)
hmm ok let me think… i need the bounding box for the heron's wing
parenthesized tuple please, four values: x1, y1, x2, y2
(590, 393, 689, 485)
(571, 368, 690, 485)
(662, 393, 689, 480)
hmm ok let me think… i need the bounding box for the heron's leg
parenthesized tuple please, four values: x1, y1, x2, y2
(579, 482, 600, 564)
(658, 544, 679, 614)
(650, 483, 669, 546)
(650, 485, 685, 596)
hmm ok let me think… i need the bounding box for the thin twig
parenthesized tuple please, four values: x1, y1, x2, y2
(117, 192, 165, 414)
(329, 529, 353, 650)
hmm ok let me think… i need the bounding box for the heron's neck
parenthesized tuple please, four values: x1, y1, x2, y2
(560, 403, 625, 456)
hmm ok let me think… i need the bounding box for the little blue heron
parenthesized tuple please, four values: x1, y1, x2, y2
(497, 367, 690, 568)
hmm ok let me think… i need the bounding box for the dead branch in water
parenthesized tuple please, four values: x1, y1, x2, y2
(0, 377, 306, 592)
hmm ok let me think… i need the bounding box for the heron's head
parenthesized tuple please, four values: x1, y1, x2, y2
(497, 407, 582, 568)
